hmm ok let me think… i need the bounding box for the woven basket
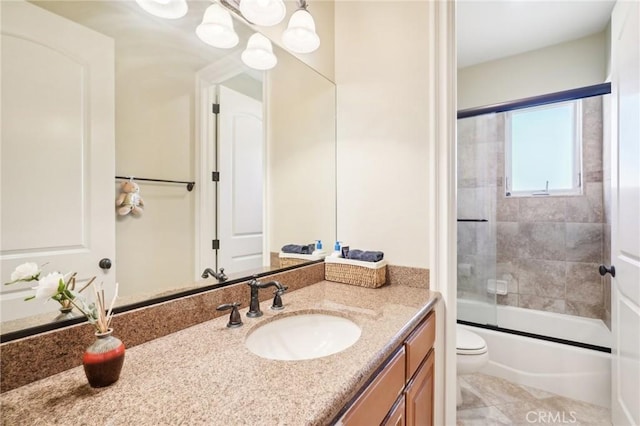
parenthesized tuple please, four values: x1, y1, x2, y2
(279, 257, 310, 268)
(325, 261, 387, 288)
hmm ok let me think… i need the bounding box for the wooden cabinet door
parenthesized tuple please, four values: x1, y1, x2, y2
(405, 312, 436, 382)
(382, 396, 406, 426)
(405, 350, 434, 426)
(340, 348, 406, 426)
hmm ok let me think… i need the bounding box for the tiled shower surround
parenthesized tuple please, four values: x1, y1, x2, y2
(458, 96, 609, 321)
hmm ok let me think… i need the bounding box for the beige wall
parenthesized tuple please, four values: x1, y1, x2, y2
(334, 1, 431, 268)
(458, 31, 608, 110)
(605, 21, 612, 78)
(266, 51, 336, 253)
(115, 45, 196, 298)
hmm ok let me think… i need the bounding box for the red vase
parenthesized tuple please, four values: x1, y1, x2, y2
(82, 329, 125, 388)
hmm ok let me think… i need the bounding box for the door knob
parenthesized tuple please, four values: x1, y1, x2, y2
(598, 264, 615, 277)
(99, 258, 112, 270)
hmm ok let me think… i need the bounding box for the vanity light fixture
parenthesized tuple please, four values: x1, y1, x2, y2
(239, 0, 286, 27)
(241, 32, 277, 70)
(282, 0, 320, 54)
(196, 3, 239, 48)
(135, 0, 188, 19)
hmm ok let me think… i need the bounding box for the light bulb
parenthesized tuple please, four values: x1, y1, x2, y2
(239, 0, 286, 27)
(241, 33, 277, 70)
(282, 8, 320, 54)
(196, 4, 239, 49)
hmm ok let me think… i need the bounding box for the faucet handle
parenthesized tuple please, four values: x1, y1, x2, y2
(217, 267, 228, 282)
(271, 286, 288, 311)
(216, 302, 243, 328)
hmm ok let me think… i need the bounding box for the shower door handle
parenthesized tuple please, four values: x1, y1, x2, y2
(598, 264, 616, 278)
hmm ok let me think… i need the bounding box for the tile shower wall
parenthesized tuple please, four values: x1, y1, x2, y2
(458, 96, 608, 320)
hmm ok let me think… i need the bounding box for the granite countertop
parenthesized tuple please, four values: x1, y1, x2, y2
(0, 281, 439, 426)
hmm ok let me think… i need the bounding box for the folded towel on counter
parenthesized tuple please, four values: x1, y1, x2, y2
(346, 249, 384, 262)
(281, 244, 315, 254)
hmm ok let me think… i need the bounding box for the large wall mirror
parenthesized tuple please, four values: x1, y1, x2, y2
(0, 0, 336, 337)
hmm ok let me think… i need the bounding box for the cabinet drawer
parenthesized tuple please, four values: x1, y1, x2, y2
(404, 312, 435, 382)
(340, 347, 406, 425)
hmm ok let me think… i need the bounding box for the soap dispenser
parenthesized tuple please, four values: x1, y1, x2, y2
(312, 240, 323, 256)
(331, 241, 342, 257)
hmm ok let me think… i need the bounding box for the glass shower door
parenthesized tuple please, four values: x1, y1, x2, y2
(456, 114, 499, 326)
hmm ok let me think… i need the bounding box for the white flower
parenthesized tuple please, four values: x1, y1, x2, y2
(32, 272, 64, 300)
(10, 262, 40, 282)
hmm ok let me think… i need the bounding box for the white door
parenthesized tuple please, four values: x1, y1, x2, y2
(610, 1, 640, 424)
(217, 86, 264, 274)
(0, 1, 115, 322)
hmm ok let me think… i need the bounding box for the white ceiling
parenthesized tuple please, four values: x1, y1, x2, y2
(457, 0, 616, 68)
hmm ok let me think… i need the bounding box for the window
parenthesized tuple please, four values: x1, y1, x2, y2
(505, 100, 582, 196)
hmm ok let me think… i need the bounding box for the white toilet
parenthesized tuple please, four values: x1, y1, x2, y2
(456, 325, 489, 406)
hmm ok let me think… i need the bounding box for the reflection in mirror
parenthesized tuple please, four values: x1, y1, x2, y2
(0, 0, 336, 337)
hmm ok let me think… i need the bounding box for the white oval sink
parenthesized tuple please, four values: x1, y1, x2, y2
(245, 313, 361, 361)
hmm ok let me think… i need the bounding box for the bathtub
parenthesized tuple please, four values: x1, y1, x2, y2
(458, 300, 611, 408)
(458, 299, 611, 348)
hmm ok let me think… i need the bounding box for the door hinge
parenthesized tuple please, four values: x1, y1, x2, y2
(212, 171, 220, 182)
(212, 239, 220, 250)
(212, 103, 220, 114)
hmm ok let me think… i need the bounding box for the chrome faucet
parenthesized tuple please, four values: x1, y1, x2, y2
(201, 267, 227, 282)
(246, 278, 288, 317)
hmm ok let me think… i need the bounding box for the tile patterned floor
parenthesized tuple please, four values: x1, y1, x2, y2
(457, 374, 612, 426)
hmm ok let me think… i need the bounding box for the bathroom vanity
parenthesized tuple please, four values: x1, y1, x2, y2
(0, 280, 438, 425)
(338, 311, 436, 425)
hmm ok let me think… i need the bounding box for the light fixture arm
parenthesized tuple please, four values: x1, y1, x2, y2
(220, 0, 310, 23)
(219, 0, 248, 22)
